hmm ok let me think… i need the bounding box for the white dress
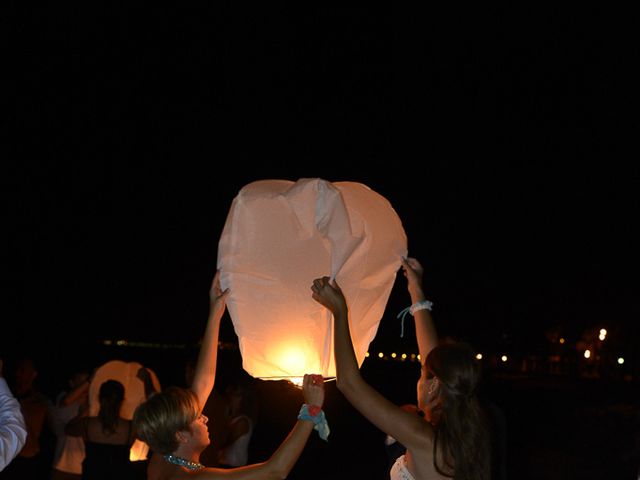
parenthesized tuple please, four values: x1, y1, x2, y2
(219, 415, 253, 467)
(50, 391, 85, 474)
(390, 454, 416, 480)
(0, 378, 27, 472)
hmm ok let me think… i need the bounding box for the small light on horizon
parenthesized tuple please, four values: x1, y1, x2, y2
(599, 329, 607, 341)
(391, 352, 397, 358)
(401, 353, 407, 360)
(501, 355, 508, 362)
(559, 338, 565, 344)
(476, 353, 483, 360)
(378, 352, 384, 358)
(618, 357, 624, 365)
(584, 349, 591, 359)
(365, 352, 370, 358)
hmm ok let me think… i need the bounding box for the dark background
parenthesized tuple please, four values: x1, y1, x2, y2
(5, 4, 640, 478)
(8, 2, 639, 358)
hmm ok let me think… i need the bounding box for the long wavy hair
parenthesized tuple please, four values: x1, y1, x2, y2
(98, 380, 125, 435)
(427, 342, 491, 480)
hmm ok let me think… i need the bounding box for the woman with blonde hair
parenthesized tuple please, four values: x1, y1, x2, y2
(133, 270, 327, 479)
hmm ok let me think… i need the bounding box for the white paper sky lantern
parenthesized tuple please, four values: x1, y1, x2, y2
(217, 178, 407, 384)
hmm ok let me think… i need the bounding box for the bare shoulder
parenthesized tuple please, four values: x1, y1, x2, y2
(147, 454, 178, 480)
(406, 426, 451, 480)
(399, 409, 435, 450)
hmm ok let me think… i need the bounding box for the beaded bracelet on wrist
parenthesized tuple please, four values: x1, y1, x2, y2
(396, 300, 434, 338)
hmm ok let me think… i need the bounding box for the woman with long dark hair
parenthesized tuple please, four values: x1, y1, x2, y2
(311, 257, 492, 480)
(66, 379, 136, 480)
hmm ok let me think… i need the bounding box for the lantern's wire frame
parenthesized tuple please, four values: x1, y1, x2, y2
(256, 376, 336, 388)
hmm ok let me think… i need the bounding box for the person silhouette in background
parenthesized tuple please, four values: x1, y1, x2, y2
(216, 376, 258, 468)
(0, 357, 27, 473)
(312, 257, 493, 480)
(50, 365, 91, 480)
(0, 356, 52, 480)
(65, 379, 137, 480)
(133, 269, 328, 479)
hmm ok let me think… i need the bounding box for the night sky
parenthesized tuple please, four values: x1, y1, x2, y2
(7, 4, 639, 366)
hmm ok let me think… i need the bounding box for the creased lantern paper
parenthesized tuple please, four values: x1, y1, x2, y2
(217, 178, 408, 383)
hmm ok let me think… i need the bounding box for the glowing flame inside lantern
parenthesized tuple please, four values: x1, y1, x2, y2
(218, 178, 407, 383)
(240, 328, 334, 385)
(276, 346, 307, 386)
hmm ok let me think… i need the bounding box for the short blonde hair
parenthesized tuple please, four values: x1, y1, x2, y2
(133, 386, 200, 455)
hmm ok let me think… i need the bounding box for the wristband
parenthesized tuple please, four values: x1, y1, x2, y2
(410, 300, 433, 315)
(397, 300, 434, 338)
(298, 403, 330, 441)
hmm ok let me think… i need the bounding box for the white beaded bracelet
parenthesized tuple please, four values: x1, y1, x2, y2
(397, 300, 434, 338)
(410, 300, 433, 315)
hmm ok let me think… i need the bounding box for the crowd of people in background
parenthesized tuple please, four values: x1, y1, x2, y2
(1, 258, 505, 480)
(6, 257, 606, 479)
(0, 351, 263, 480)
(0, 270, 324, 480)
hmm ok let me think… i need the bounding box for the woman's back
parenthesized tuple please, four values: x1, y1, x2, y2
(81, 416, 135, 480)
(84, 416, 131, 444)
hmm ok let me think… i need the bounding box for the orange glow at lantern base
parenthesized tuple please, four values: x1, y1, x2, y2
(245, 342, 335, 387)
